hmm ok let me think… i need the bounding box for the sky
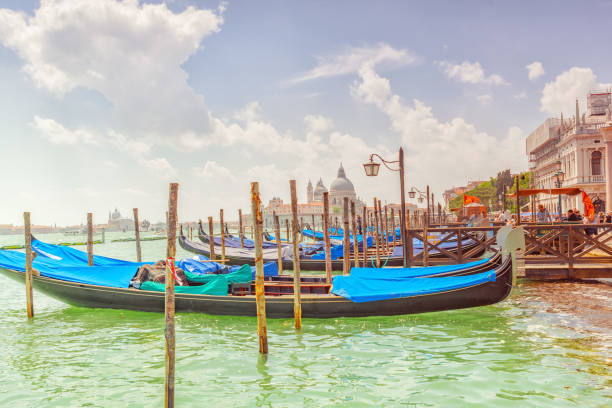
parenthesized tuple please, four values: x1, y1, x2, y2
(1, 0, 611, 226)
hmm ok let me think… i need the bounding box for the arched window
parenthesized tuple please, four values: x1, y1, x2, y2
(592, 151, 602, 176)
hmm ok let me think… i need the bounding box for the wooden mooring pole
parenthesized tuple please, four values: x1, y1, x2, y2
(87, 212, 93, 266)
(273, 212, 283, 274)
(323, 192, 332, 284)
(133, 208, 142, 262)
(219, 209, 226, 262)
(238, 209, 244, 248)
(24, 212, 34, 318)
(289, 180, 302, 329)
(515, 176, 521, 225)
(311, 214, 316, 243)
(390, 208, 396, 247)
(423, 212, 429, 267)
(426, 185, 430, 227)
(342, 197, 350, 275)
(351, 200, 359, 268)
(373, 198, 381, 267)
(250, 182, 268, 354)
(208, 216, 215, 260)
(285, 219, 290, 244)
(362, 205, 368, 267)
(165, 182, 178, 408)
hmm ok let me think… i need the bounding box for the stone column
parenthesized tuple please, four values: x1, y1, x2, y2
(600, 123, 612, 210)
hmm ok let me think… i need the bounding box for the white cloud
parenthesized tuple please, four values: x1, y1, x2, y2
(31, 116, 98, 145)
(438, 61, 507, 85)
(104, 160, 119, 168)
(540, 67, 610, 115)
(0, 0, 224, 143)
(513, 92, 527, 100)
(76, 187, 101, 197)
(290, 43, 420, 83)
(352, 64, 526, 194)
(526, 61, 545, 80)
(108, 130, 151, 156)
(120, 188, 149, 196)
(304, 115, 333, 134)
(137, 157, 177, 180)
(476, 94, 492, 105)
(194, 161, 236, 181)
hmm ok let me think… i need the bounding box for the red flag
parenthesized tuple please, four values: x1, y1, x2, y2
(463, 194, 480, 205)
(582, 191, 595, 221)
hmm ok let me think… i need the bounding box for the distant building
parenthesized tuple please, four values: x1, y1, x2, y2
(526, 90, 611, 214)
(105, 208, 134, 232)
(262, 164, 366, 229)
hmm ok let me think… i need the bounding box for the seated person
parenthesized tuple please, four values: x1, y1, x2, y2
(130, 260, 188, 288)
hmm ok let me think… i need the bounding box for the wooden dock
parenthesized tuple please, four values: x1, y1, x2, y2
(409, 223, 612, 281)
(522, 263, 612, 280)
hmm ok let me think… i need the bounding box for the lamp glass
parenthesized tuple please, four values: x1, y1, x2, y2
(363, 161, 380, 177)
(408, 190, 416, 199)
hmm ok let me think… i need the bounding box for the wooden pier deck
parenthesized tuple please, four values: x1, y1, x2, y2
(407, 223, 612, 281)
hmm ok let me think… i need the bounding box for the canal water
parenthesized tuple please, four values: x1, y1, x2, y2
(0, 232, 609, 407)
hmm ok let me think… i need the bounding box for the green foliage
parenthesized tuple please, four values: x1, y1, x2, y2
(448, 170, 531, 212)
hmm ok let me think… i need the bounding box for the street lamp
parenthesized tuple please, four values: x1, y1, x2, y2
(363, 148, 408, 267)
(409, 187, 427, 203)
(553, 170, 565, 220)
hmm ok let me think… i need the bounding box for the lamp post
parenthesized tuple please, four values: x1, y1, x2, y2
(363, 148, 408, 267)
(553, 170, 565, 220)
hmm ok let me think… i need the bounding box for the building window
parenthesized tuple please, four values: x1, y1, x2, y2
(591, 151, 602, 176)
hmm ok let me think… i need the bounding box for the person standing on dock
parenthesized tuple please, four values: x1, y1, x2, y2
(536, 205, 551, 223)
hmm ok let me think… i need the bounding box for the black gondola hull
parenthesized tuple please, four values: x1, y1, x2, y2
(0, 257, 512, 318)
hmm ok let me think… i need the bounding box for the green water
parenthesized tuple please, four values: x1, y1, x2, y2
(0, 233, 609, 407)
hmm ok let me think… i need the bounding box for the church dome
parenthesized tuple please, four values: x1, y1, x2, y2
(329, 164, 355, 193)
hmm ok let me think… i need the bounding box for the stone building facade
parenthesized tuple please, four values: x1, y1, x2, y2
(526, 90, 611, 214)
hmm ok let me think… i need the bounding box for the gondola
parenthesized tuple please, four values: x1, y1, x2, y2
(180, 228, 487, 271)
(0, 227, 523, 317)
(0, 251, 513, 318)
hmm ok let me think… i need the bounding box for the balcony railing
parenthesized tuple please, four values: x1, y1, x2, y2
(562, 175, 605, 186)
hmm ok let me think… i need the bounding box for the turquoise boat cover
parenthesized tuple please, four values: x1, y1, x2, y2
(140, 275, 229, 295)
(0, 249, 139, 288)
(349, 257, 490, 279)
(331, 270, 496, 303)
(31, 237, 142, 266)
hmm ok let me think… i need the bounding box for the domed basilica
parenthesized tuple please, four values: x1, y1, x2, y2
(307, 164, 365, 217)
